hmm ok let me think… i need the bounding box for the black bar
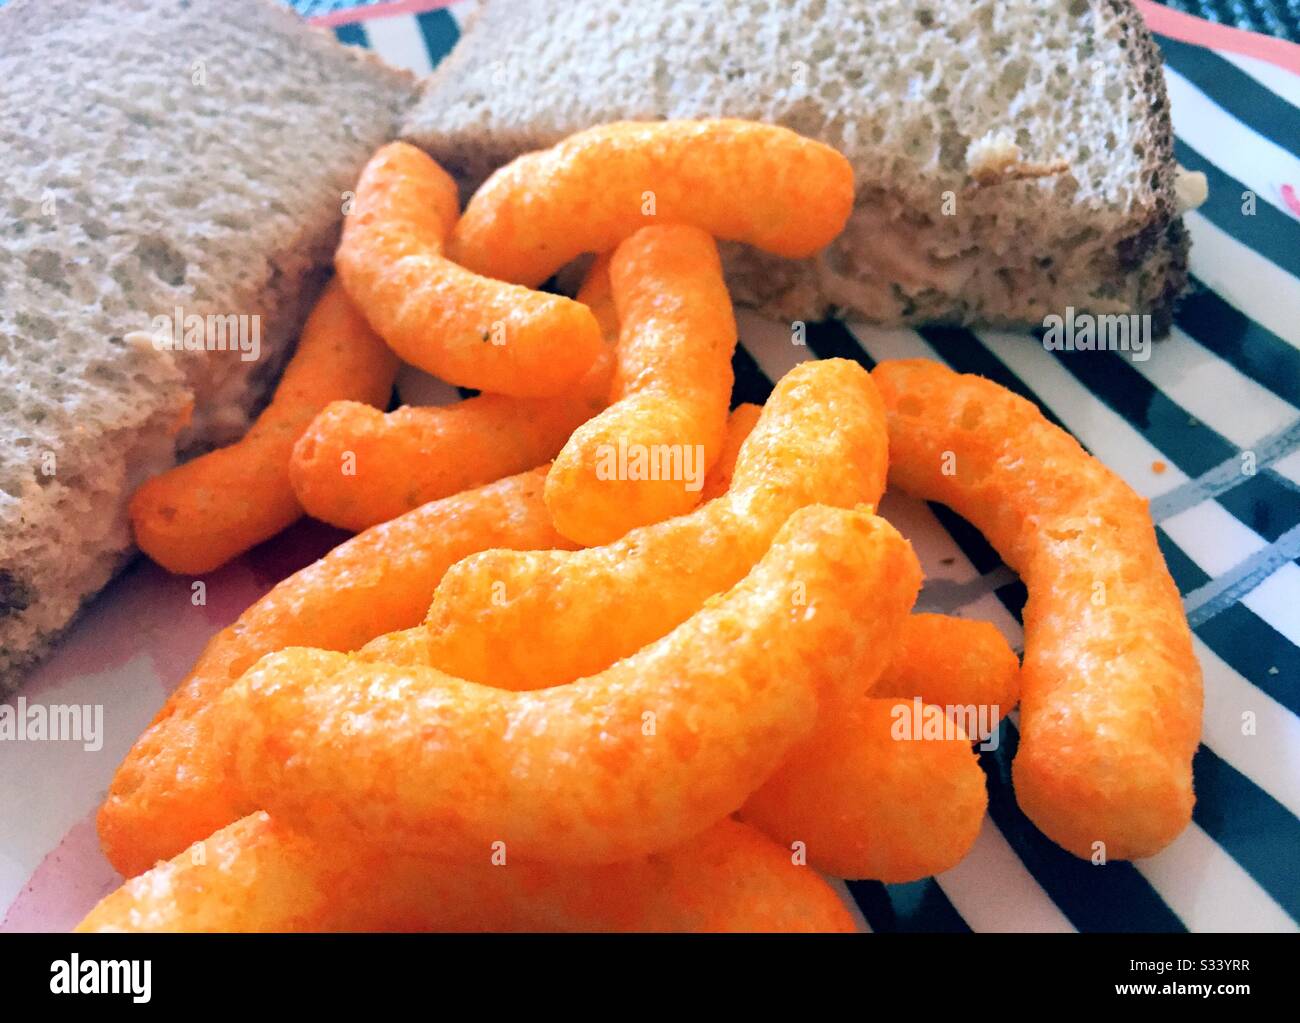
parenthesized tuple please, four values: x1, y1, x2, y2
(0, 933, 1286, 1009)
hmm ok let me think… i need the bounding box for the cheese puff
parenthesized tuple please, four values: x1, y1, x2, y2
(287, 392, 601, 532)
(545, 225, 736, 543)
(129, 279, 398, 573)
(421, 357, 889, 690)
(574, 249, 619, 341)
(99, 468, 575, 878)
(875, 613, 1021, 723)
(740, 698, 987, 882)
(355, 625, 431, 665)
(336, 142, 603, 397)
(449, 119, 854, 287)
(362, 605, 997, 886)
(701, 403, 763, 501)
(873, 359, 1201, 861)
(288, 256, 618, 531)
(77, 813, 853, 933)
(217, 505, 921, 864)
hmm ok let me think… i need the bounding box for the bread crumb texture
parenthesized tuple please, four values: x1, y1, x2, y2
(0, 0, 416, 688)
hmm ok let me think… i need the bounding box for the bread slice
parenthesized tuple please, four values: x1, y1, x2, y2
(0, 0, 416, 691)
(403, 0, 1189, 332)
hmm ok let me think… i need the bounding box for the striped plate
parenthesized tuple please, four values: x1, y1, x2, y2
(0, 0, 1296, 934)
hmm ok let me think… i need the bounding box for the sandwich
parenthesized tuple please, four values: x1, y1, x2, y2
(403, 0, 1197, 331)
(0, 0, 416, 691)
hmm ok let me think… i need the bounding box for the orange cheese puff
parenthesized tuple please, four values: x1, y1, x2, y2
(740, 699, 988, 882)
(98, 468, 575, 879)
(422, 357, 889, 690)
(872, 359, 1202, 861)
(77, 813, 854, 933)
(335, 141, 603, 398)
(875, 613, 1021, 723)
(290, 362, 612, 532)
(701, 403, 763, 501)
(355, 625, 431, 665)
(289, 255, 620, 532)
(449, 119, 855, 287)
(574, 249, 620, 341)
(545, 225, 737, 544)
(128, 280, 398, 574)
(288, 393, 603, 532)
(217, 505, 921, 864)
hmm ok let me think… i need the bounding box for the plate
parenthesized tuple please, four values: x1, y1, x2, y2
(2, 0, 1297, 933)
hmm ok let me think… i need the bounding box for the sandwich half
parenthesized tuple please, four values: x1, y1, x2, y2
(403, 0, 1195, 331)
(0, 0, 416, 691)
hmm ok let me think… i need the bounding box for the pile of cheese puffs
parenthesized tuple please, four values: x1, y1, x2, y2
(84, 121, 1200, 932)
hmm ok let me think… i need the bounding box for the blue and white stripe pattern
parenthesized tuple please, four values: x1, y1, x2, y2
(332, 3, 1300, 933)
